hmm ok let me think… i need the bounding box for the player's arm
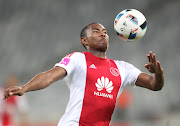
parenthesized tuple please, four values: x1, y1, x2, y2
(3, 66, 66, 100)
(135, 51, 164, 91)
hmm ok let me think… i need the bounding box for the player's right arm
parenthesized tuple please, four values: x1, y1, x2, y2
(3, 67, 67, 100)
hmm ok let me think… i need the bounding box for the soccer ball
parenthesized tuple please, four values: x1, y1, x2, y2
(114, 9, 147, 41)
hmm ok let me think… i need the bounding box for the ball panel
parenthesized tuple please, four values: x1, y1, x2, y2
(140, 21, 147, 30)
(128, 32, 137, 40)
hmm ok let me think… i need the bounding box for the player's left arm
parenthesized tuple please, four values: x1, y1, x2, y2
(135, 51, 164, 91)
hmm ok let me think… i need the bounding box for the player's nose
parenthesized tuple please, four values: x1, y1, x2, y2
(100, 32, 106, 37)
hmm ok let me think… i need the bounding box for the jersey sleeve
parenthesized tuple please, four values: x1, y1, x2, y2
(115, 60, 142, 88)
(123, 61, 142, 87)
(54, 52, 78, 76)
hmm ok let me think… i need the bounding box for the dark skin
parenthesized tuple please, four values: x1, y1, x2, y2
(3, 23, 164, 100)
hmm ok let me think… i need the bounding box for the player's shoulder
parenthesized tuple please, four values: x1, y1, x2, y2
(64, 52, 85, 58)
(114, 60, 127, 65)
(65, 52, 83, 57)
(114, 60, 133, 68)
(64, 52, 85, 61)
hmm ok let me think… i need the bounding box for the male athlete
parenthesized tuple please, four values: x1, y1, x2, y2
(0, 76, 29, 126)
(3, 23, 164, 126)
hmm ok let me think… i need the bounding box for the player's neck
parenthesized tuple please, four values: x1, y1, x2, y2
(88, 50, 107, 59)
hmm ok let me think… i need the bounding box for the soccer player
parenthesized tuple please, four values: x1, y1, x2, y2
(3, 23, 164, 126)
(0, 76, 29, 126)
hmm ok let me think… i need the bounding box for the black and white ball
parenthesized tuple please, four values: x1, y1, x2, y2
(114, 9, 147, 41)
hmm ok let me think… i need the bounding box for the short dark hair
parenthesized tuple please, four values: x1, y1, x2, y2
(80, 22, 99, 49)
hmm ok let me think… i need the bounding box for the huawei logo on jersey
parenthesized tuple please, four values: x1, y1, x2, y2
(95, 77, 114, 93)
(94, 77, 114, 99)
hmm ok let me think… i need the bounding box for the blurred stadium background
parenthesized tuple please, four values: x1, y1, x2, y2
(0, 0, 180, 126)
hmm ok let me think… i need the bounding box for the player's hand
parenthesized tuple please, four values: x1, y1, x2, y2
(144, 51, 163, 74)
(3, 86, 24, 100)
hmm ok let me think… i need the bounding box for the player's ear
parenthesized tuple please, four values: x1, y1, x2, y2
(81, 37, 88, 47)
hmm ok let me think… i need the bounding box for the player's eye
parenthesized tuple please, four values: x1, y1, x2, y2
(93, 30, 99, 33)
(104, 31, 107, 34)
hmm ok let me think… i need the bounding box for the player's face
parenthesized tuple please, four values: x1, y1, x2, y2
(85, 23, 109, 52)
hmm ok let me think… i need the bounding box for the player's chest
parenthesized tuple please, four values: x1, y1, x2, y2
(81, 58, 121, 101)
(87, 60, 120, 79)
(86, 59, 121, 90)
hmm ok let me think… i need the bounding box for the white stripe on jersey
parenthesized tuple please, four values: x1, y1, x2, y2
(55, 52, 87, 126)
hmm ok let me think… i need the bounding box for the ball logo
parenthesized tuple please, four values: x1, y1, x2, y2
(95, 77, 114, 93)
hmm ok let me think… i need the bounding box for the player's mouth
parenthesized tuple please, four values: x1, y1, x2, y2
(100, 38, 107, 43)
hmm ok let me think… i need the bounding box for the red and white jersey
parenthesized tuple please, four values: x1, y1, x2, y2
(55, 52, 141, 126)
